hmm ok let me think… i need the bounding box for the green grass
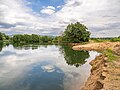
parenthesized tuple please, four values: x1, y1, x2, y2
(80, 41, 89, 45)
(90, 39, 110, 42)
(90, 37, 120, 43)
(110, 38, 120, 42)
(103, 49, 118, 62)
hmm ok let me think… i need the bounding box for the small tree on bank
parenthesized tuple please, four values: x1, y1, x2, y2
(62, 22, 90, 43)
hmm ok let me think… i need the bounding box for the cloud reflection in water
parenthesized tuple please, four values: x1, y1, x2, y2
(0, 45, 99, 90)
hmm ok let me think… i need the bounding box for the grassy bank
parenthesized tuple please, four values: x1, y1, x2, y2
(103, 49, 119, 62)
(72, 41, 120, 90)
(90, 37, 120, 42)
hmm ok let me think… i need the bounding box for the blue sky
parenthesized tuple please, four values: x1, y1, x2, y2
(26, 0, 64, 13)
(0, 0, 120, 37)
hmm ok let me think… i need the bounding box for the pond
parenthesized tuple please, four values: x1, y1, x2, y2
(0, 43, 99, 90)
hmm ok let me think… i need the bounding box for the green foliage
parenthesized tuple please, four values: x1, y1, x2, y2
(31, 34, 39, 42)
(110, 36, 120, 42)
(91, 36, 120, 42)
(103, 49, 118, 62)
(52, 36, 62, 43)
(62, 22, 90, 43)
(12, 34, 23, 43)
(0, 32, 10, 41)
(0, 22, 91, 44)
(0, 32, 3, 41)
(39, 36, 53, 43)
(23, 34, 32, 43)
(91, 38, 111, 42)
(12, 34, 54, 44)
(12, 34, 40, 43)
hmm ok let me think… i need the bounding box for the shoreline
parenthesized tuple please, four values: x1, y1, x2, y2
(72, 42, 120, 90)
(81, 54, 106, 90)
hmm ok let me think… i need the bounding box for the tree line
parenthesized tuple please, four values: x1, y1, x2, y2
(0, 22, 91, 43)
(0, 22, 119, 44)
(12, 34, 54, 43)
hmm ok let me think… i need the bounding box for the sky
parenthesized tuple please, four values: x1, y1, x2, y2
(0, 0, 120, 37)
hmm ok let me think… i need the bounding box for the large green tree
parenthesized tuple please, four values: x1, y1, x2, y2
(62, 22, 90, 43)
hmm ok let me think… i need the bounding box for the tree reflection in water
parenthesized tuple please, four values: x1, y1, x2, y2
(0, 42, 90, 68)
(0, 42, 9, 52)
(12, 42, 50, 50)
(60, 45, 90, 67)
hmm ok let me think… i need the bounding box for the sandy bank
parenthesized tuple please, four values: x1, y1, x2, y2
(72, 42, 120, 51)
(81, 54, 107, 90)
(72, 42, 120, 90)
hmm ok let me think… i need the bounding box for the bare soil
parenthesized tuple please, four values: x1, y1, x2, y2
(72, 42, 120, 90)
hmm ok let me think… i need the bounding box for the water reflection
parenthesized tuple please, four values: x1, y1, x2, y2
(19, 64, 64, 90)
(0, 44, 99, 90)
(12, 42, 49, 50)
(1, 63, 64, 90)
(2, 43, 90, 67)
(0, 42, 9, 52)
(60, 45, 89, 67)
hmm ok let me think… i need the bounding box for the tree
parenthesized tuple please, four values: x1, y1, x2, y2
(0, 32, 3, 41)
(62, 22, 90, 43)
(31, 34, 39, 42)
(12, 34, 22, 43)
(39, 36, 53, 43)
(24, 34, 31, 43)
(52, 36, 62, 43)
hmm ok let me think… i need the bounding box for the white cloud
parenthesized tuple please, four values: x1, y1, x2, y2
(40, 6, 55, 15)
(57, 5, 62, 8)
(46, 6, 55, 10)
(40, 8, 55, 15)
(0, 0, 120, 37)
(54, 0, 120, 37)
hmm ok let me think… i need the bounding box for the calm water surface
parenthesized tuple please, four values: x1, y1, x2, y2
(0, 44, 99, 90)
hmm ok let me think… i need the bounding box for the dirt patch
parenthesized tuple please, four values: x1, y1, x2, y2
(72, 42, 120, 90)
